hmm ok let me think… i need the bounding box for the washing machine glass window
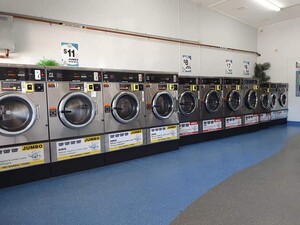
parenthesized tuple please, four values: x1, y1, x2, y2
(261, 93, 270, 109)
(245, 90, 258, 110)
(179, 91, 197, 116)
(152, 91, 174, 119)
(59, 92, 96, 129)
(0, 94, 37, 136)
(279, 93, 287, 107)
(227, 90, 241, 111)
(112, 92, 140, 124)
(205, 90, 221, 113)
(270, 93, 277, 108)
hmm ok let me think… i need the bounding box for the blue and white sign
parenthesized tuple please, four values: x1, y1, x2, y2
(243, 61, 250, 75)
(182, 55, 192, 72)
(61, 42, 79, 66)
(225, 59, 233, 75)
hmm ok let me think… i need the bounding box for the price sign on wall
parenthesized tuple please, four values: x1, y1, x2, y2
(61, 42, 79, 66)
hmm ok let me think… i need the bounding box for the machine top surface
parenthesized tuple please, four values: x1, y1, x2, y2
(0, 66, 45, 81)
(145, 73, 178, 83)
(47, 69, 101, 82)
(102, 71, 144, 83)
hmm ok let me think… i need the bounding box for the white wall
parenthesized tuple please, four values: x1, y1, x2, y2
(0, 0, 257, 77)
(257, 19, 300, 121)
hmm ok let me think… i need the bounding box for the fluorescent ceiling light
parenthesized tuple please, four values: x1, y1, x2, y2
(254, 0, 281, 11)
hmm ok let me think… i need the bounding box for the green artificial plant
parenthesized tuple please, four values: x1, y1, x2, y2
(37, 58, 60, 66)
(253, 62, 271, 82)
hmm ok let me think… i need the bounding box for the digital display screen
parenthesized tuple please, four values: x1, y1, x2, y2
(102, 71, 144, 83)
(47, 69, 101, 82)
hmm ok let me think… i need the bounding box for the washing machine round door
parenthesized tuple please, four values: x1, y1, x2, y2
(111, 92, 140, 124)
(227, 90, 241, 111)
(0, 94, 37, 136)
(270, 93, 277, 108)
(59, 92, 96, 129)
(179, 91, 197, 116)
(245, 90, 258, 110)
(152, 91, 174, 120)
(205, 90, 221, 113)
(279, 93, 287, 107)
(261, 93, 270, 109)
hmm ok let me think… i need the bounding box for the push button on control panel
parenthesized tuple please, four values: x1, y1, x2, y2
(34, 83, 44, 92)
(26, 83, 34, 92)
(93, 84, 101, 91)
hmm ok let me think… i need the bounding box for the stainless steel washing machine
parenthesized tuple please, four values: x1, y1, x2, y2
(271, 83, 288, 122)
(258, 83, 271, 124)
(178, 76, 200, 136)
(223, 77, 243, 129)
(199, 77, 223, 133)
(242, 78, 259, 126)
(145, 73, 179, 147)
(46, 67, 104, 175)
(0, 64, 50, 187)
(102, 70, 146, 153)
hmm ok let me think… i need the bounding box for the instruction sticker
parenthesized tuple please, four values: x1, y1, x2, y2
(271, 110, 288, 120)
(0, 143, 45, 172)
(179, 122, 199, 136)
(56, 136, 101, 161)
(150, 125, 178, 143)
(109, 130, 143, 151)
(225, 116, 242, 129)
(244, 114, 259, 125)
(260, 113, 271, 122)
(202, 119, 222, 133)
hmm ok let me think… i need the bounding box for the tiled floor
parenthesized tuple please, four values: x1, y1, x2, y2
(1, 125, 300, 225)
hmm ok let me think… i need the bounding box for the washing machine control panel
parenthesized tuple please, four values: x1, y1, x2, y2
(1, 82, 44, 93)
(0, 66, 45, 81)
(47, 69, 101, 82)
(145, 73, 178, 83)
(102, 71, 144, 83)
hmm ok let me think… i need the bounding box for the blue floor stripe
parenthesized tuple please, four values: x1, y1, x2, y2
(1, 125, 300, 225)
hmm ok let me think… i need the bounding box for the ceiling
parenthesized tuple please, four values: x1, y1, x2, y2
(193, 0, 300, 28)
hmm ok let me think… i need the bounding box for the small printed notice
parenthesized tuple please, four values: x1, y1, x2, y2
(244, 114, 259, 126)
(109, 130, 143, 151)
(225, 59, 233, 75)
(260, 113, 271, 122)
(56, 136, 101, 161)
(179, 121, 199, 136)
(150, 125, 178, 143)
(243, 61, 250, 75)
(202, 119, 222, 133)
(61, 42, 79, 66)
(182, 55, 192, 73)
(0, 143, 45, 172)
(225, 116, 242, 129)
(271, 110, 288, 120)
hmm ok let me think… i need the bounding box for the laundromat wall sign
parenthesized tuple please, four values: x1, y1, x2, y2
(61, 42, 79, 66)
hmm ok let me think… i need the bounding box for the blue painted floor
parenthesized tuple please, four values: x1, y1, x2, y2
(1, 125, 300, 225)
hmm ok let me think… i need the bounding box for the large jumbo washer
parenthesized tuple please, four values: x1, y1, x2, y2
(0, 64, 50, 188)
(46, 67, 104, 176)
(178, 76, 200, 137)
(223, 78, 243, 129)
(199, 77, 223, 133)
(102, 70, 146, 164)
(258, 82, 271, 125)
(242, 78, 259, 126)
(270, 83, 288, 124)
(145, 73, 179, 155)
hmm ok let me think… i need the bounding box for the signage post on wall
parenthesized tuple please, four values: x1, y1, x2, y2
(225, 59, 233, 75)
(243, 61, 250, 75)
(61, 42, 79, 66)
(296, 62, 300, 96)
(182, 55, 192, 73)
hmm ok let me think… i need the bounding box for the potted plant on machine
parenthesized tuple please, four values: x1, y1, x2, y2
(37, 58, 60, 66)
(253, 62, 271, 82)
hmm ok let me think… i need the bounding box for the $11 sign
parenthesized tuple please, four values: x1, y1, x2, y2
(61, 42, 79, 66)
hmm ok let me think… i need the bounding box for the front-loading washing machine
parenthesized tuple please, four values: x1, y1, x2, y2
(271, 83, 288, 125)
(145, 72, 179, 155)
(46, 67, 104, 176)
(242, 78, 259, 127)
(178, 76, 200, 136)
(258, 82, 271, 127)
(199, 77, 223, 133)
(102, 70, 146, 164)
(0, 64, 50, 188)
(223, 77, 243, 129)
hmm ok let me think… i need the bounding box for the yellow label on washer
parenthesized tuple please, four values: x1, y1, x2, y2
(267, 88, 270, 93)
(131, 84, 139, 91)
(84, 136, 101, 142)
(168, 84, 174, 91)
(236, 85, 241, 90)
(191, 85, 197, 91)
(22, 143, 44, 151)
(25, 83, 34, 92)
(253, 85, 259, 90)
(215, 85, 221, 91)
(87, 83, 94, 92)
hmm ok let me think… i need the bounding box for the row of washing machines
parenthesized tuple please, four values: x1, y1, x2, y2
(0, 64, 288, 187)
